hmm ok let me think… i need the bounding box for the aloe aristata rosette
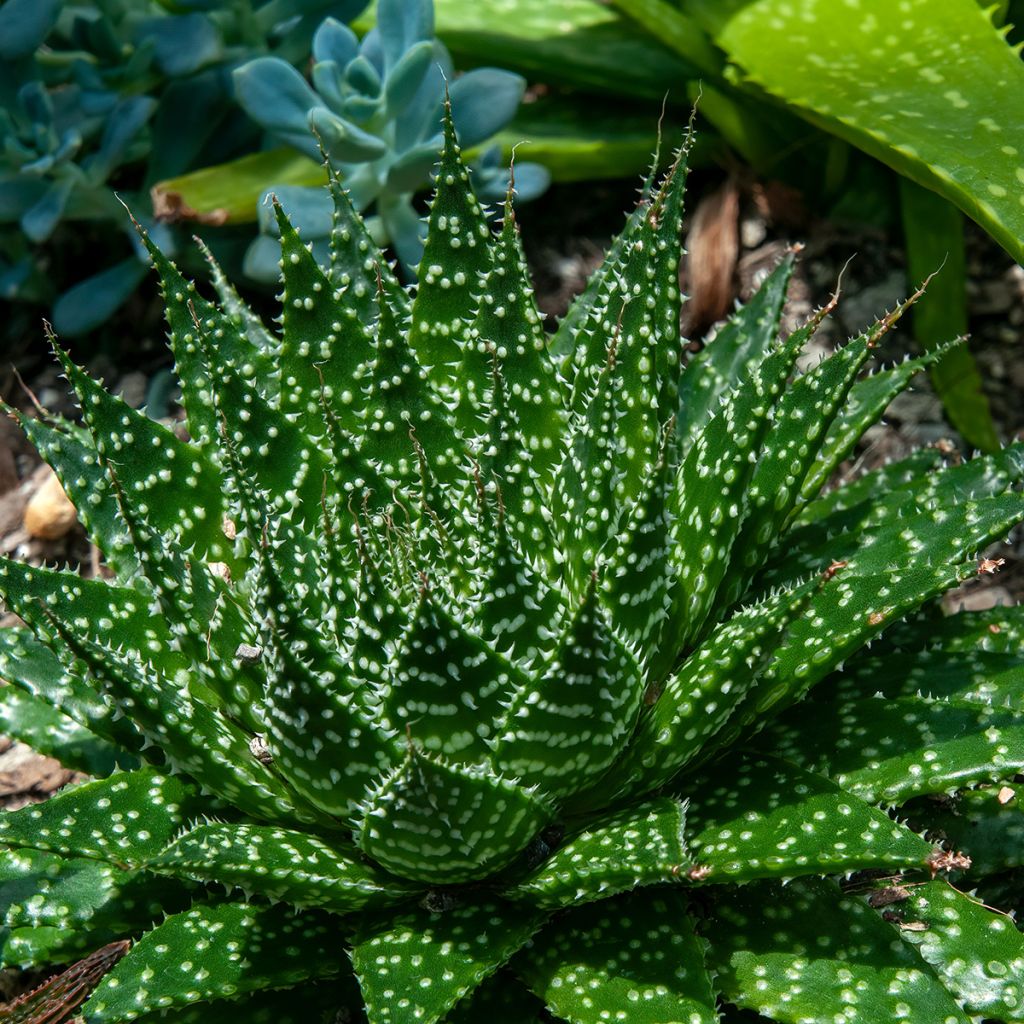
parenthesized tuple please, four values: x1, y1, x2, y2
(1, 109, 1024, 1024)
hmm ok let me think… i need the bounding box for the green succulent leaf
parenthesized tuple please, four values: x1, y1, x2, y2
(352, 898, 548, 1024)
(900, 784, 1024, 878)
(356, 746, 551, 883)
(82, 903, 344, 1023)
(443, 969, 546, 1023)
(684, 754, 934, 883)
(831, 647, 1024, 708)
(0, 769, 202, 865)
(492, 579, 644, 800)
(707, 877, 970, 1024)
(518, 888, 717, 1024)
(3, 107, 1024, 1024)
(676, 252, 794, 454)
(0, 684, 126, 778)
(878, 880, 1024, 1021)
(0, 627, 145, 759)
(759, 695, 1024, 805)
(10, 414, 137, 576)
(148, 823, 417, 913)
(509, 797, 689, 910)
(409, 106, 493, 388)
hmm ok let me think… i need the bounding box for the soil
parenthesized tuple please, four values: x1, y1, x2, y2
(0, 167, 1021, 826)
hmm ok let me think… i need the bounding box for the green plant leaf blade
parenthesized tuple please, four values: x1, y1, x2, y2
(899, 784, 1024, 878)
(518, 888, 717, 1024)
(899, 178, 999, 451)
(880, 880, 1024, 1021)
(352, 898, 548, 1024)
(0, 685, 127, 778)
(0, 769, 202, 866)
(683, 754, 934, 883)
(148, 823, 417, 914)
(707, 877, 971, 1024)
(428, 0, 703, 100)
(690, 0, 1024, 268)
(508, 797, 690, 909)
(82, 903, 344, 1023)
(758, 695, 1024, 805)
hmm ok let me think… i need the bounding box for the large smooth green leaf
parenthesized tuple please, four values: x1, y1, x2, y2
(429, 0, 709, 99)
(900, 179, 999, 451)
(675, 0, 1024, 266)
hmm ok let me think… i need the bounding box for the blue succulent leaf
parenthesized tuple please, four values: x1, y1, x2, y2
(385, 138, 442, 193)
(394, 42, 451, 152)
(51, 258, 149, 337)
(255, 185, 334, 238)
(233, 57, 321, 160)
(377, 0, 434, 70)
(472, 158, 551, 205)
(135, 14, 223, 77)
(358, 28, 386, 76)
(378, 191, 425, 273)
(447, 69, 526, 150)
(311, 61, 346, 113)
(0, 179, 45, 219)
(243, 234, 284, 284)
(509, 162, 551, 202)
(86, 96, 157, 183)
(18, 81, 54, 129)
(384, 40, 435, 119)
(311, 16, 359, 67)
(345, 55, 383, 99)
(0, 0, 60, 59)
(343, 94, 385, 124)
(20, 178, 73, 243)
(308, 107, 388, 163)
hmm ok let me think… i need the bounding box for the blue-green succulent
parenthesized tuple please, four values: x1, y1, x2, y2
(234, 0, 549, 280)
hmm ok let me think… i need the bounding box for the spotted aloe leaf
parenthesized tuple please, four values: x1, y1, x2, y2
(878, 880, 1024, 1022)
(0, 628, 145, 761)
(82, 903, 345, 1023)
(831, 647, 1024, 708)
(148, 823, 417, 913)
(0, 769, 202, 865)
(684, 754, 935, 882)
(0, 684, 125, 778)
(675, 251, 794, 453)
(509, 797, 690, 909)
(759, 695, 1024, 805)
(899, 784, 1024, 879)
(707, 877, 971, 1024)
(518, 888, 718, 1024)
(801, 343, 960, 503)
(352, 899, 548, 1024)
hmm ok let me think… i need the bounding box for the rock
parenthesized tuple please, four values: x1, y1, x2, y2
(942, 583, 1014, 614)
(23, 469, 77, 540)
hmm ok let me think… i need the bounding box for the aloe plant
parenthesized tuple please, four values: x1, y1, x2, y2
(1, 111, 1024, 1023)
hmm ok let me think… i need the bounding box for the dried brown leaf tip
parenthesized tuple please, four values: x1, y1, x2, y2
(978, 557, 1006, 575)
(927, 849, 972, 877)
